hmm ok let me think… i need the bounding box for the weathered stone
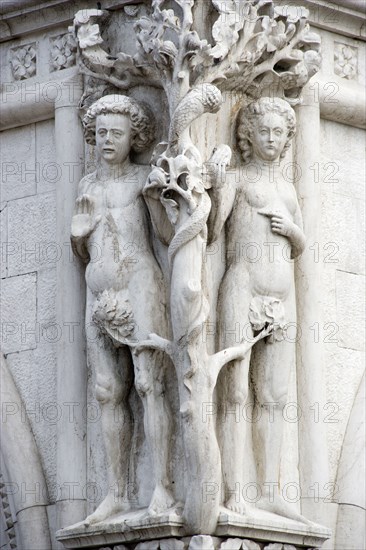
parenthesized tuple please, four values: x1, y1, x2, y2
(0, 203, 8, 278)
(336, 270, 365, 351)
(1, 273, 37, 353)
(36, 119, 57, 194)
(242, 540, 263, 550)
(135, 541, 160, 550)
(5, 343, 57, 499)
(160, 538, 185, 550)
(37, 267, 57, 324)
(219, 537, 243, 549)
(188, 535, 216, 550)
(321, 189, 364, 275)
(0, 124, 36, 202)
(7, 192, 56, 276)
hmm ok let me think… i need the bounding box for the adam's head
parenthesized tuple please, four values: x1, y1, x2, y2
(237, 97, 296, 164)
(83, 95, 155, 165)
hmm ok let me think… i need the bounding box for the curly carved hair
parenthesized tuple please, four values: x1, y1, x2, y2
(83, 94, 155, 153)
(237, 97, 296, 164)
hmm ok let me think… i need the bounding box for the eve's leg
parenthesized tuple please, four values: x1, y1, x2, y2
(218, 270, 253, 515)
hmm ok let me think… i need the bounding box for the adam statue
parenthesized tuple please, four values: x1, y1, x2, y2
(71, 95, 174, 523)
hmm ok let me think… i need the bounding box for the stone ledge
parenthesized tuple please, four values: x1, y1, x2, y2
(56, 509, 330, 549)
(216, 511, 330, 547)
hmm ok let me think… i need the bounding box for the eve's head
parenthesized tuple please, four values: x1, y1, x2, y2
(237, 98, 296, 164)
(83, 95, 155, 165)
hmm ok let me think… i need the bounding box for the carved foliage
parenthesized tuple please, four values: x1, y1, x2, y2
(10, 43, 36, 80)
(50, 33, 77, 71)
(249, 296, 286, 343)
(92, 289, 135, 346)
(72, 1, 321, 104)
(334, 42, 358, 80)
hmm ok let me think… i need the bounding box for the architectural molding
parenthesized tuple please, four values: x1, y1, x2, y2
(1, 70, 364, 132)
(0, 0, 144, 42)
(1, 1, 365, 43)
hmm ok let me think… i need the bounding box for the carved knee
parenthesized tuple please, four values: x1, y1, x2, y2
(258, 388, 288, 410)
(95, 374, 123, 405)
(134, 370, 152, 398)
(227, 387, 248, 408)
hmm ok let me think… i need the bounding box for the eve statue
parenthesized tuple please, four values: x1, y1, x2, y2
(211, 97, 306, 520)
(71, 95, 174, 523)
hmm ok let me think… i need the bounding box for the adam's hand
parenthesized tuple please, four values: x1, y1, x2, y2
(71, 194, 101, 239)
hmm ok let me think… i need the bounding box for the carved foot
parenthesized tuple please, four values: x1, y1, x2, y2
(146, 484, 176, 517)
(84, 493, 131, 525)
(225, 495, 247, 516)
(256, 494, 312, 525)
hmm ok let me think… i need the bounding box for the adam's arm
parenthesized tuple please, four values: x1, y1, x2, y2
(70, 178, 98, 263)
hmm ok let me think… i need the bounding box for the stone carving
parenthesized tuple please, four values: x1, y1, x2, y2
(70, 2, 320, 104)
(71, 95, 174, 524)
(0, 472, 17, 549)
(71, 539, 315, 550)
(334, 42, 358, 80)
(10, 43, 36, 80)
(50, 33, 77, 71)
(215, 97, 306, 520)
(63, 0, 328, 546)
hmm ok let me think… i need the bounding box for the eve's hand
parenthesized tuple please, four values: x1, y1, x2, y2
(258, 209, 305, 258)
(205, 144, 232, 189)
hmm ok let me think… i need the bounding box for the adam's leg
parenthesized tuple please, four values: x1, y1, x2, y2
(134, 349, 175, 515)
(85, 312, 133, 524)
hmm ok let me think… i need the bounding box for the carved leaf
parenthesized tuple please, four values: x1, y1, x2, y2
(92, 289, 135, 345)
(77, 23, 104, 48)
(155, 40, 178, 67)
(73, 1, 321, 105)
(73, 9, 104, 25)
(249, 296, 286, 343)
(210, 0, 246, 60)
(159, 8, 181, 30)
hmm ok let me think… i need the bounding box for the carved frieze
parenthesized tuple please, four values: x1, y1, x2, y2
(78, 538, 317, 550)
(334, 42, 358, 80)
(57, 1, 330, 547)
(50, 33, 77, 71)
(0, 472, 17, 549)
(10, 43, 36, 80)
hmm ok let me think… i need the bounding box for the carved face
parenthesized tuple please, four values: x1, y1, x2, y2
(96, 113, 132, 165)
(250, 112, 288, 162)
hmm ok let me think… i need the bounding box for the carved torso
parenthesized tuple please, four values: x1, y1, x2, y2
(79, 168, 163, 296)
(226, 172, 298, 300)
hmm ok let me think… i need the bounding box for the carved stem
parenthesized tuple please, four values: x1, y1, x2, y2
(208, 325, 273, 386)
